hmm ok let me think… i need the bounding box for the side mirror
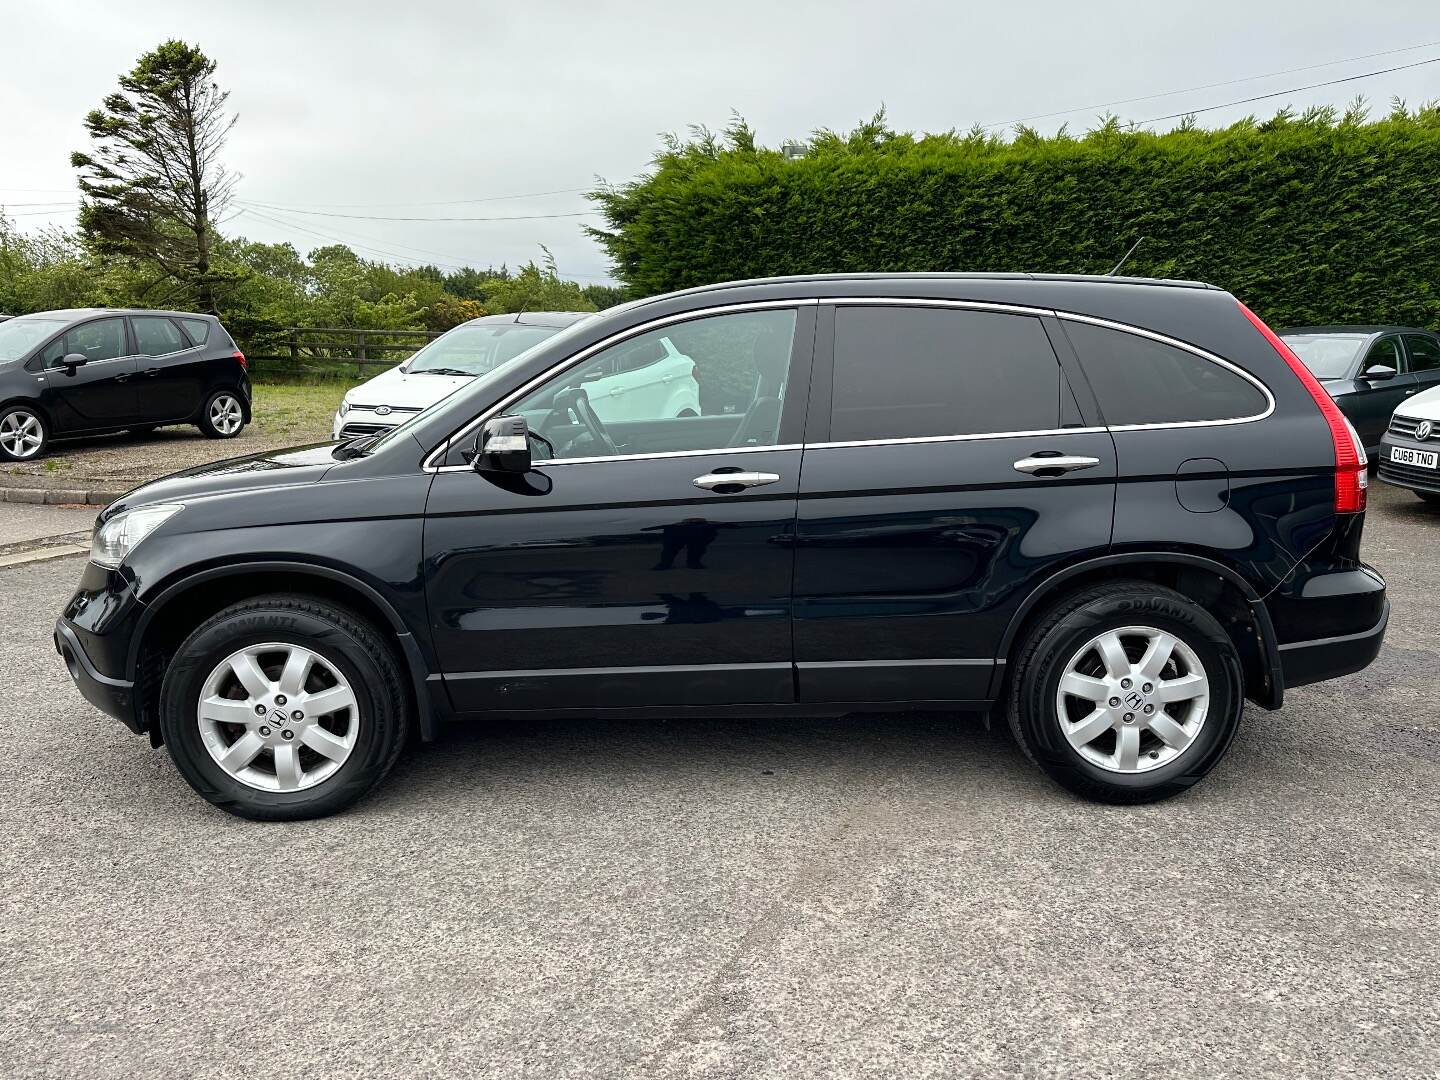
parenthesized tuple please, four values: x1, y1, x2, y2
(1363, 363, 1397, 382)
(472, 415, 532, 474)
(60, 352, 88, 368)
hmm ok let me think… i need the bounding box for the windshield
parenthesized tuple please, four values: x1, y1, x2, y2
(0, 317, 66, 362)
(1281, 333, 1367, 380)
(404, 322, 562, 376)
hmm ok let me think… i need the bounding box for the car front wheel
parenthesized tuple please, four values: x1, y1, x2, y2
(0, 404, 49, 461)
(158, 594, 410, 820)
(198, 390, 245, 438)
(1007, 581, 1244, 803)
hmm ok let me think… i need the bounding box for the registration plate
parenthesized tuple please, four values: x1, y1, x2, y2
(1391, 445, 1439, 469)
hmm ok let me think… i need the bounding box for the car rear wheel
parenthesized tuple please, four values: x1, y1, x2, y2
(1007, 581, 1244, 803)
(0, 404, 48, 462)
(198, 390, 245, 438)
(158, 594, 410, 820)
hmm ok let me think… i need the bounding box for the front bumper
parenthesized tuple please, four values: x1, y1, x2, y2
(1377, 434, 1440, 495)
(55, 618, 140, 733)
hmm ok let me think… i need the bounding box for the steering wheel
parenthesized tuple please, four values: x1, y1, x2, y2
(551, 386, 619, 456)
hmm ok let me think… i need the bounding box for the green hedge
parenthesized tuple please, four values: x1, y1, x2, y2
(588, 107, 1440, 329)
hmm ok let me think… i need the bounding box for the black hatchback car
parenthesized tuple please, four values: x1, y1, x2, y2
(0, 308, 250, 461)
(55, 274, 1386, 820)
(1279, 325, 1440, 455)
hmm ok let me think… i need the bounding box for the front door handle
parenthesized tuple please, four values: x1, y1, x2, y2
(114, 373, 130, 383)
(693, 471, 781, 491)
(144, 367, 161, 377)
(1013, 455, 1101, 476)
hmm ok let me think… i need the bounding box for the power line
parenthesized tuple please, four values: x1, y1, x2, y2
(984, 39, 1440, 130)
(240, 187, 588, 210)
(237, 205, 616, 281)
(240, 204, 488, 267)
(235, 206, 472, 269)
(1134, 54, 1440, 126)
(233, 200, 597, 223)
(0, 200, 79, 207)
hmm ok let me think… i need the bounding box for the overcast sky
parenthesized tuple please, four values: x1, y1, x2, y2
(3, 0, 1438, 283)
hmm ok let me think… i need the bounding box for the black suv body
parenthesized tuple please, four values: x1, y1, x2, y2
(55, 275, 1387, 819)
(0, 308, 250, 461)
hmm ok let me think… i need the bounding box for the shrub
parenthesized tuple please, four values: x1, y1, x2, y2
(588, 104, 1440, 329)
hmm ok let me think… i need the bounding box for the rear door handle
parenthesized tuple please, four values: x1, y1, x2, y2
(144, 367, 161, 377)
(693, 471, 781, 490)
(1013, 455, 1101, 475)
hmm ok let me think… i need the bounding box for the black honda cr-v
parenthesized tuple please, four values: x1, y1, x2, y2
(55, 275, 1387, 820)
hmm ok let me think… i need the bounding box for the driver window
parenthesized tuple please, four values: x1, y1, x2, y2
(511, 308, 798, 460)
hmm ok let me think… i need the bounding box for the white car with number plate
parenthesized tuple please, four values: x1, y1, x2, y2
(1377, 383, 1440, 504)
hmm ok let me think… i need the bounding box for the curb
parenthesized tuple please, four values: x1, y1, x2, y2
(1, 486, 124, 506)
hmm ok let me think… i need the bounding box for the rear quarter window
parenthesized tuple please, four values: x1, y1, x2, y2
(1062, 320, 1269, 426)
(179, 317, 211, 345)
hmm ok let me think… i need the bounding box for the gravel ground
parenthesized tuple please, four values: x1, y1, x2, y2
(1, 482, 1436, 1079)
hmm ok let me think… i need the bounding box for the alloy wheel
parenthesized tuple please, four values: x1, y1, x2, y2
(196, 642, 360, 791)
(1054, 625, 1210, 773)
(209, 394, 243, 435)
(0, 410, 44, 459)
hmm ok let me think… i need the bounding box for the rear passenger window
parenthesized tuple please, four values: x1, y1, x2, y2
(178, 317, 211, 345)
(1063, 320, 1268, 426)
(132, 316, 189, 356)
(830, 307, 1072, 440)
(1404, 335, 1440, 372)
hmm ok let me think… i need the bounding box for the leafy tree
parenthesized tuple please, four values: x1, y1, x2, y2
(71, 40, 236, 312)
(581, 282, 628, 309)
(0, 214, 105, 313)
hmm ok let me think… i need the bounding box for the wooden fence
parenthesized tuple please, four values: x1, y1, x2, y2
(246, 327, 445, 378)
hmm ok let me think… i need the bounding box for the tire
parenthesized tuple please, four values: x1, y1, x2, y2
(1416, 490, 1440, 506)
(1006, 581, 1244, 804)
(0, 403, 49, 462)
(158, 594, 410, 820)
(198, 389, 245, 438)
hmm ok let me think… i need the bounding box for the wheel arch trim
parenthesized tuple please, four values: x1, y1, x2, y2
(130, 559, 444, 740)
(994, 551, 1283, 708)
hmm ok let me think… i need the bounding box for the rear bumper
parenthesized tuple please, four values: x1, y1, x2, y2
(1278, 599, 1389, 690)
(55, 618, 141, 733)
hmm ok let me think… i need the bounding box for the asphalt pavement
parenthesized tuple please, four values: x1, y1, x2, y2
(1, 483, 1437, 1079)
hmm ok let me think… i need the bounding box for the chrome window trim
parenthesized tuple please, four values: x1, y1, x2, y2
(805, 426, 1108, 451)
(421, 294, 1278, 472)
(1054, 311, 1276, 429)
(422, 298, 816, 471)
(430, 441, 799, 473)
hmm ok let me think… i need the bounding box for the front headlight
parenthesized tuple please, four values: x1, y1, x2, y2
(337, 394, 352, 417)
(91, 504, 184, 569)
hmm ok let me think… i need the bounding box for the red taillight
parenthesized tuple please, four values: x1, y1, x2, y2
(1237, 300, 1366, 513)
(232, 349, 247, 371)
